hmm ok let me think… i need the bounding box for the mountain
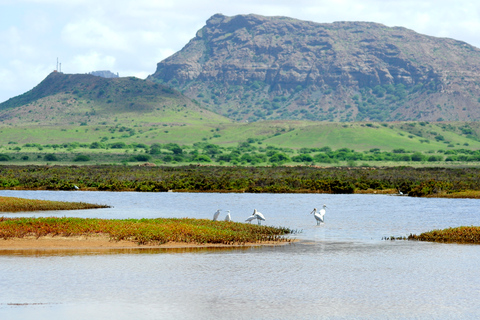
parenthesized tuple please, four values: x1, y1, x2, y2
(148, 13, 480, 122)
(0, 72, 228, 126)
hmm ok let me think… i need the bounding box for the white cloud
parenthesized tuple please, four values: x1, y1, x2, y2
(0, 61, 52, 102)
(69, 52, 116, 73)
(62, 19, 128, 51)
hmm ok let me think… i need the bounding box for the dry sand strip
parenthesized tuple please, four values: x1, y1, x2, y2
(0, 234, 292, 250)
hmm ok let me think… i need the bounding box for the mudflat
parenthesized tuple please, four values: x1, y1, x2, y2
(0, 234, 290, 250)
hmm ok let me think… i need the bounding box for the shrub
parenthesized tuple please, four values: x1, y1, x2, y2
(44, 154, 58, 161)
(73, 155, 90, 162)
(269, 153, 290, 163)
(149, 144, 162, 155)
(131, 155, 152, 162)
(89, 142, 104, 149)
(0, 154, 11, 161)
(192, 155, 211, 162)
(427, 155, 443, 162)
(411, 152, 425, 162)
(110, 142, 127, 149)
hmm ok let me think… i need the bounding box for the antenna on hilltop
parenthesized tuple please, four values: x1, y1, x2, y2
(55, 58, 62, 73)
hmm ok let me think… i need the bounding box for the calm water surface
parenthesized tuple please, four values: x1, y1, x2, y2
(0, 190, 479, 319)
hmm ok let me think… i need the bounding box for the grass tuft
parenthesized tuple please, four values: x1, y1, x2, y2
(408, 226, 480, 244)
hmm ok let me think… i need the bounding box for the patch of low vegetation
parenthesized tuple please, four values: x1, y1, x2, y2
(0, 196, 109, 212)
(0, 217, 293, 245)
(408, 226, 480, 244)
(0, 165, 479, 197)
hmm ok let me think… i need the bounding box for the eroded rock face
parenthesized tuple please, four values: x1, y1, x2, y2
(149, 14, 480, 122)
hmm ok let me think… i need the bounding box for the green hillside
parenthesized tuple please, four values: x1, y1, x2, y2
(1, 71, 480, 167)
(0, 72, 230, 127)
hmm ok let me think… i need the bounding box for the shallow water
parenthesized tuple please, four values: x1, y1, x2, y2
(0, 190, 479, 319)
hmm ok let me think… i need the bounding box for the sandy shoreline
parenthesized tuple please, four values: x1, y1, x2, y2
(0, 234, 292, 251)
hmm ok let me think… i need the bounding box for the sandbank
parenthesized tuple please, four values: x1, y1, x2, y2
(0, 234, 292, 251)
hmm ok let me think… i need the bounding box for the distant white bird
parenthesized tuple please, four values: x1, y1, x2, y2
(224, 210, 232, 222)
(253, 209, 266, 225)
(213, 209, 221, 221)
(245, 213, 256, 223)
(74, 185, 79, 190)
(245, 209, 264, 224)
(311, 205, 327, 225)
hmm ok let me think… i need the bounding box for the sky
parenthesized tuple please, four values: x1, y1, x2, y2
(1, 0, 480, 103)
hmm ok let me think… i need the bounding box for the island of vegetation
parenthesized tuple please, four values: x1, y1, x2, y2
(0, 217, 294, 249)
(408, 226, 480, 244)
(0, 195, 109, 212)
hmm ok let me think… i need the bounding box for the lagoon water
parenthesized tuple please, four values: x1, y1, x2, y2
(0, 190, 479, 319)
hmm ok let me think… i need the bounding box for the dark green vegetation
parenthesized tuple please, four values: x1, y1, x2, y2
(0, 217, 293, 245)
(150, 14, 480, 122)
(408, 227, 480, 244)
(2, 121, 480, 167)
(0, 196, 109, 212)
(1, 165, 479, 197)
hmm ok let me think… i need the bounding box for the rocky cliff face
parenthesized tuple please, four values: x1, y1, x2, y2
(149, 14, 480, 122)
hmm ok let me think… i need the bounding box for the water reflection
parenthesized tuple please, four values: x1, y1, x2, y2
(0, 243, 290, 257)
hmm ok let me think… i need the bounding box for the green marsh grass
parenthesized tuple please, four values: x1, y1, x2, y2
(408, 226, 480, 244)
(0, 196, 109, 212)
(1, 165, 480, 197)
(0, 217, 294, 245)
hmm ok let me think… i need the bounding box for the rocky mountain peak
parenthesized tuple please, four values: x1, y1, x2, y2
(149, 14, 480, 122)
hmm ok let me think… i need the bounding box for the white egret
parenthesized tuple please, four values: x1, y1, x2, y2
(253, 209, 266, 225)
(245, 213, 256, 223)
(213, 209, 221, 221)
(311, 205, 327, 225)
(224, 210, 232, 222)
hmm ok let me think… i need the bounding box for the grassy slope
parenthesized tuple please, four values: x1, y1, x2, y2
(2, 121, 480, 153)
(1, 72, 480, 153)
(263, 122, 480, 151)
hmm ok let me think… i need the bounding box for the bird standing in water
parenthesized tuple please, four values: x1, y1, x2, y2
(224, 210, 232, 222)
(311, 205, 327, 225)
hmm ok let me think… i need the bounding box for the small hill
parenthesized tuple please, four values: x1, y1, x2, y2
(148, 14, 480, 122)
(0, 72, 230, 126)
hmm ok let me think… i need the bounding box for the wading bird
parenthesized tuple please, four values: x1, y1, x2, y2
(245, 213, 256, 223)
(253, 209, 266, 225)
(213, 209, 221, 221)
(245, 209, 264, 224)
(311, 205, 327, 225)
(225, 210, 232, 222)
